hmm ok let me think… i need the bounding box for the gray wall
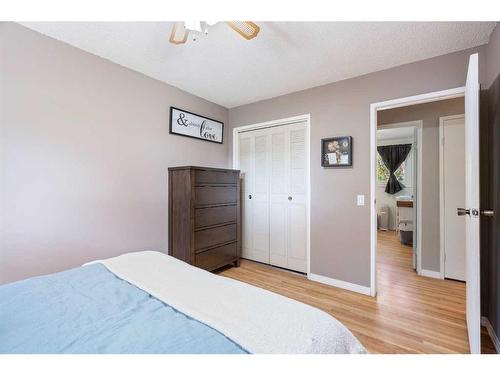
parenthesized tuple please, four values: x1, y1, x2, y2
(0, 23, 230, 284)
(228, 46, 486, 287)
(378, 98, 465, 272)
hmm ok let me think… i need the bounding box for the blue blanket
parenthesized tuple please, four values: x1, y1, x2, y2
(0, 263, 247, 354)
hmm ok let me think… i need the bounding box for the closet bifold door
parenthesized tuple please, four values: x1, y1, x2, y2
(269, 122, 307, 273)
(239, 129, 270, 263)
(287, 123, 307, 272)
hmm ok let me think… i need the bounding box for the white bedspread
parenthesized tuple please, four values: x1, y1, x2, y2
(89, 251, 366, 354)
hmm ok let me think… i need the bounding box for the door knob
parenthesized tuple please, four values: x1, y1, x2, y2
(457, 208, 470, 216)
(288, 196, 292, 201)
(481, 209, 494, 217)
(248, 194, 252, 199)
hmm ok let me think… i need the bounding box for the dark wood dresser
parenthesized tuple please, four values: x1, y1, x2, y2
(168, 166, 241, 271)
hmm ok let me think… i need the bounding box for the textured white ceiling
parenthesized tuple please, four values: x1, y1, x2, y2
(20, 22, 496, 108)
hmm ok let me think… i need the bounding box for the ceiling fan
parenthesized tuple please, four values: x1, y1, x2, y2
(169, 21, 260, 44)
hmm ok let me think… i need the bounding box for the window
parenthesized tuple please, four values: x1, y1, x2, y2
(377, 153, 406, 184)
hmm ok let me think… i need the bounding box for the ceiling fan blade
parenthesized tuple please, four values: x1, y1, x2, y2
(226, 22, 260, 40)
(169, 22, 189, 44)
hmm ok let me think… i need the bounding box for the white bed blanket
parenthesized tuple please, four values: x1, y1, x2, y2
(89, 251, 367, 354)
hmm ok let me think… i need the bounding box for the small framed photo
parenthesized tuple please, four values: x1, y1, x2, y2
(321, 136, 352, 167)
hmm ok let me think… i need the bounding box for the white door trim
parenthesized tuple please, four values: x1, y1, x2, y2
(377, 120, 423, 275)
(232, 114, 311, 275)
(308, 273, 371, 295)
(416, 126, 423, 276)
(370, 87, 465, 297)
(439, 114, 466, 280)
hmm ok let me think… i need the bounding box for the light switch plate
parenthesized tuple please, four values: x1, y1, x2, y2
(357, 195, 365, 206)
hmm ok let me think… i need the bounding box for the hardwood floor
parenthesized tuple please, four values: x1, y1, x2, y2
(219, 230, 497, 354)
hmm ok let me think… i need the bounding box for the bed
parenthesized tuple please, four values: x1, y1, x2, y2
(0, 251, 366, 354)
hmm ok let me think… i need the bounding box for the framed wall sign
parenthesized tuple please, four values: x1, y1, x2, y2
(169, 107, 224, 144)
(321, 136, 353, 167)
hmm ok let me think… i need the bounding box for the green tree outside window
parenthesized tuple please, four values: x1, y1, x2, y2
(377, 153, 406, 183)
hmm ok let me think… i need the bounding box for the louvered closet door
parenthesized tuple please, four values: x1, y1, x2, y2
(238, 133, 254, 260)
(287, 123, 307, 272)
(238, 129, 270, 263)
(269, 126, 289, 268)
(269, 122, 308, 273)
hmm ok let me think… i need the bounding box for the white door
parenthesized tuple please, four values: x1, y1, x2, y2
(269, 126, 289, 268)
(239, 130, 270, 263)
(269, 122, 308, 272)
(441, 115, 466, 281)
(286, 124, 308, 272)
(238, 120, 308, 273)
(463, 53, 481, 354)
(239, 133, 254, 260)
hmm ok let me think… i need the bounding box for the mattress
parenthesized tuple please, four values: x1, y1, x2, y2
(0, 263, 245, 353)
(0, 251, 366, 354)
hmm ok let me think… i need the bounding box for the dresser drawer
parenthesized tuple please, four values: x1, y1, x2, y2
(195, 205, 237, 228)
(194, 186, 237, 206)
(194, 224, 237, 250)
(195, 242, 238, 270)
(195, 169, 239, 185)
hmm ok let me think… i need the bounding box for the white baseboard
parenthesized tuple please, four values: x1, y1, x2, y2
(481, 316, 500, 353)
(308, 273, 371, 296)
(420, 269, 443, 279)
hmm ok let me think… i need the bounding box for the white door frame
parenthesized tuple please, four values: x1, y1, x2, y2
(232, 114, 311, 275)
(439, 114, 466, 280)
(370, 87, 465, 297)
(376, 120, 423, 275)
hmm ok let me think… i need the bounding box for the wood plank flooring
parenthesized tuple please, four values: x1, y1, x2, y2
(219, 230, 496, 354)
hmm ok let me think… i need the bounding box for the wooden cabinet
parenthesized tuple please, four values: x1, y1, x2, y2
(168, 166, 241, 271)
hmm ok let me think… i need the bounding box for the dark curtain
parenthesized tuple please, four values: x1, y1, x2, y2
(377, 144, 412, 194)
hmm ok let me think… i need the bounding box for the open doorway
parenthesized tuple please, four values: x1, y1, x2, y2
(375, 97, 465, 284)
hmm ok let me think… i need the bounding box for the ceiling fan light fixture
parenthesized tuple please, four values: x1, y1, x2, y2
(226, 22, 260, 40)
(169, 21, 260, 44)
(184, 21, 203, 34)
(169, 22, 189, 45)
